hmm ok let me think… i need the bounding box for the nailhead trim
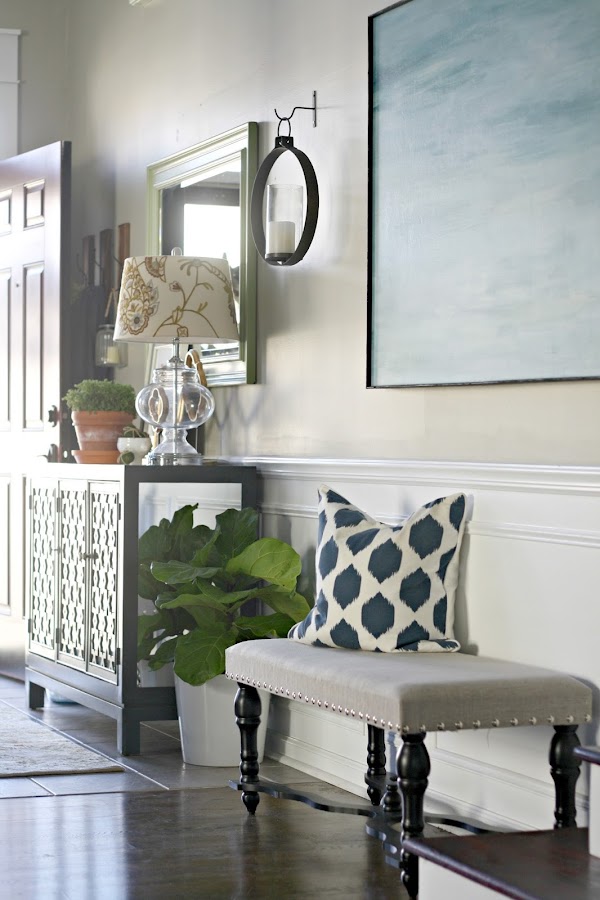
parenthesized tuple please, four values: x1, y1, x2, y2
(225, 675, 588, 733)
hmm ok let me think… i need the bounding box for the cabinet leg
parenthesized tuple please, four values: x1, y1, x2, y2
(28, 680, 45, 710)
(117, 713, 141, 756)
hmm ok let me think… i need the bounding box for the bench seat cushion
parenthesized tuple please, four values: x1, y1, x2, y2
(225, 640, 592, 734)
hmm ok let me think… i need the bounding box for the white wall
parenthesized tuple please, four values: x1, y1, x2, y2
(8, 0, 600, 467)
(0, 0, 70, 154)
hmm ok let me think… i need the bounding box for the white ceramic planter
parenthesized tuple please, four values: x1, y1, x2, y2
(174, 674, 271, 767)
(117, 436, 151, 465)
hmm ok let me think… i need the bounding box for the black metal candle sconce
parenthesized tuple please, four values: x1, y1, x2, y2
(250, 91, 319, 266)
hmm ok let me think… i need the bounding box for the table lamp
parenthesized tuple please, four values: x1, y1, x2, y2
(113, 253, 238, 465)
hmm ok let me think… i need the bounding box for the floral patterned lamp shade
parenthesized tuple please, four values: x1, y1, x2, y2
(113, 255, 238, 466)
(113, 255, 239, 344)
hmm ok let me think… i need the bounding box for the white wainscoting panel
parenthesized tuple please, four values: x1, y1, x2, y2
(231, 456, 600, 830)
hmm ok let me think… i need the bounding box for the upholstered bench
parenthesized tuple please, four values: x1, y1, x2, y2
(225, 640, 593, 900)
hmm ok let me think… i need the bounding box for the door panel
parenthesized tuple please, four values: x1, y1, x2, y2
(0, 269, 10, 430)
(0, 141, 70, 678)
(0, 477, 9, 616)
(24, 262, 45, 430)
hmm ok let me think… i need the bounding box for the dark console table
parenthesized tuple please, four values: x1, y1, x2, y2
(25, 461, 258, 755)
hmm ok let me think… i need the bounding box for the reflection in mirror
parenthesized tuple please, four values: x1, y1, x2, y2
(147, 123, 257, 385)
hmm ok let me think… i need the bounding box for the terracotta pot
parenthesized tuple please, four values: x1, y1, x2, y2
(73, 449, 120, 464)
(71, 410, 133, 453)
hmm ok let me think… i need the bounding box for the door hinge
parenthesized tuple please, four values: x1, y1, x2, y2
(115, 647, 121, 667)
(27, 618, 32, 634)
(56, 495, 62, 512)
(28, 494, 33, 510)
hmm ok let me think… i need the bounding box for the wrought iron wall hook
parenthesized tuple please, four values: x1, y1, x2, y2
(274, 90, 318, 132)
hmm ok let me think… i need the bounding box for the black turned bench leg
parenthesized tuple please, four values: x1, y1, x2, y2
(365, 724, 387, 806)
(397, 732, 430, 900)
(550, 724, 582, 828)
(235, 682, 262, 815)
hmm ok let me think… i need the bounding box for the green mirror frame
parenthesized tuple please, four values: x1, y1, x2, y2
(146, 122, 258, 386)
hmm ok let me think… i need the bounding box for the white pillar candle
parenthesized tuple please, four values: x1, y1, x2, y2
(266, 220, 295, 256)
(105, 345, 120, 365)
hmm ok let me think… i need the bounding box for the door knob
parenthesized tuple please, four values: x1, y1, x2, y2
(47, 405, 59, 427)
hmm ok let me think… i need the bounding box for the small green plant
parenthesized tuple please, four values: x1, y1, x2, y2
(137, 505, 311, 687)
(63, 379, 136, 415)
(122, 424, 146, 438)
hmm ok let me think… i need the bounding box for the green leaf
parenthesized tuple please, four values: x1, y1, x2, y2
(169, 504, 198, 558)
(188, 525, 222, 568)
(254, 586, 311, 622)
(185, 605, 228, 629)
(139, 522, 171, 564)
(151, 559, 220, 585)
(226, 538, 301, 591)
(214, 507, 258, 562)
(160, 585, 257, 613)
(147, 636, 178, 670)
(173, 625, 237, 686)
(138, 563, 165, 600)
(137, 612, 166, 659)
(233, 612, 295, 640)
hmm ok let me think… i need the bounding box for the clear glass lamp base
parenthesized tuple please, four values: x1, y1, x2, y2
(136, 352, 215, 467)
(144, 428, 204, 466)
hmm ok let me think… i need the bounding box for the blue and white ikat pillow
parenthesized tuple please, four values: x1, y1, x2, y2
(288, 486, 468, 653)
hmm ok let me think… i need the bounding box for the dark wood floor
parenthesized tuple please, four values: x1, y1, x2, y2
(0, 675, 410, 898)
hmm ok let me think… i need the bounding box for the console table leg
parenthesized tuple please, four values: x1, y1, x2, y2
(235, 682, 261, 815)
(550, 724, 581, 828)
(397, 732, 430, 900)
(117, 712, 141, 756)
(27, 680, 45, 710)
(365, 724, 387, 806)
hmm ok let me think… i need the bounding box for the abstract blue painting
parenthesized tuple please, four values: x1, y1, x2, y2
(368, 0, 600, 386)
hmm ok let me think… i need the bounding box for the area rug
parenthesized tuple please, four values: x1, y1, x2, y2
(0, 705, 123, 778)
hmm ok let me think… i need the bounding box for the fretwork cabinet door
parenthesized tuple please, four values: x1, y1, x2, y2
(29, 479, 58, 659)
(56, 481, 87, 670)
(86, 481, 120, 683)
(30, 477, 120, 685)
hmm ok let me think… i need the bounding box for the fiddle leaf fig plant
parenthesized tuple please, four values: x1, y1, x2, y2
(137, 504, 311, 687)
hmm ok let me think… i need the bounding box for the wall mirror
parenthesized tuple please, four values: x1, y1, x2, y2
(147, 122, 258, 385)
